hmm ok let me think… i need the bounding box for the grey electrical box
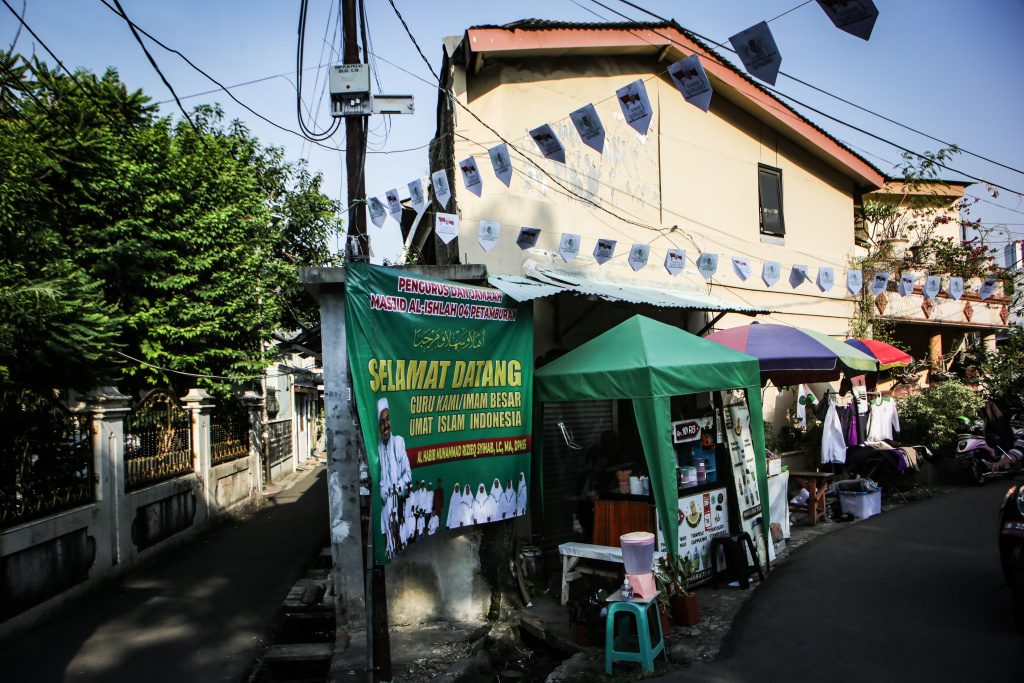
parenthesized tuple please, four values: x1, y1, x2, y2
(372, 95, 415, 115)
(328, 64, 370, 95)
(329, 64, 372, 117)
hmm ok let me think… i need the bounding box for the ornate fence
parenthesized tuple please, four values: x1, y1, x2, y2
(124, 389, 193, 491)
(210, 398, 250, 466)
(267, 419, 293, 469)
(0, 385, 93, 530)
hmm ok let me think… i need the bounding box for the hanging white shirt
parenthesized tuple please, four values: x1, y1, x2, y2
(867, 399, 900, 442)
(821, 402, 847, 464)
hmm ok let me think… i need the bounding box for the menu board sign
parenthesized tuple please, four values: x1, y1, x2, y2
(723, 401, 761, 520)
(672, 419, 701, 444)
(657, 487, 729, 585)
(722, 397, 771, 566)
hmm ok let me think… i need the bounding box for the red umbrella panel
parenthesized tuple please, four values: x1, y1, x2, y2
(843, 338, 912, 371)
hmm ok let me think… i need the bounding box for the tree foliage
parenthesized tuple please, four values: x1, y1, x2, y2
(896, 380, 986, 454)
(0, 53, 341, 393)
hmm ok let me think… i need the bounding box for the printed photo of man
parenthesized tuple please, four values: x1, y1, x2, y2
(377, 397, 411, 559)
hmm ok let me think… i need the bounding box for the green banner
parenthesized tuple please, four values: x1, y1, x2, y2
(344, 263, 534, 565)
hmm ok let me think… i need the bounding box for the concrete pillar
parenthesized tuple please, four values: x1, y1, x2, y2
(984, 332, 997, 353)
(241, 391, 265, 498)
(317, 283, 368, 651)
(182, 388, 214, 521)
(84, 386, 131, 568)
(929, 331, 943, 371)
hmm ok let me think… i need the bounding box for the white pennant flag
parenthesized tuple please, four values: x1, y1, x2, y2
(516, 227, 540, 250)
(790, 264, 809, 288)
(477, 220, 500, 252)
(616, 79, 653, 136)
(816, 0, 879, 41)
(732, 257, 752, 281)
(431, 170, 451, 210)
(570, 103, 605, 153)
(384, 188, 402, 222)
(924, 276, 941, 299)
(594, 239, 616, 265)
(434, 212, 459, 245)
(529, 124, 566, 163)
(488, 144, 513, 187)
(559, 233, 581, 263)
(665, 249, 686, 276)
(408, 178, 426, 214)
(729, 21, 782, 86)
(817, 267, 835, 292)
(367, 197, 387, 228)
(979, 278, 997, 300)
(459, 156, 482, 196)
(847, 269, 863, 294)
(628, 244, 650, 271)
(948, 276, 964, 300)
(762, 261, 781, 287)
(870, 272, 890, 296)
(668, 55, 713, 113)
(697, 253, 719, 280)
(899, 272, 915, 297)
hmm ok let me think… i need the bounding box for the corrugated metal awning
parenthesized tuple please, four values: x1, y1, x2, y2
(489, 270, 769, 314)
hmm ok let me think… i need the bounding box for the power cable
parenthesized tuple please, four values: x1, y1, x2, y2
(584, 0, 1024, 196)
(5, 0, 24, 51)
(109, 0, 198, 133)
(95, 0, 344, 154)
(609, 0, 1024, 179)
(384, 0, 682, 242)
(295, 0, 341, 140)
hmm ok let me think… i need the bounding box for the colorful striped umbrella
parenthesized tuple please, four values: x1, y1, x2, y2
(844, 338, 913, 371)
(706, 322, 878, 385)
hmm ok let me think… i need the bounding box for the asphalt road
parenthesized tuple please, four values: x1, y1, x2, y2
(0, 466, 328, 683)
(672, 478, 1023, 682)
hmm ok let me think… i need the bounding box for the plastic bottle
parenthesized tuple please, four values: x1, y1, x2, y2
(620, 578, 633, 600)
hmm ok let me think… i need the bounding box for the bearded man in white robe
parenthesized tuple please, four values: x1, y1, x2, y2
(377, 398, 411, 556)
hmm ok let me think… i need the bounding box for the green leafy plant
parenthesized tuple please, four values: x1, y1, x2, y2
(654, 553, 699, 599)
(896, 380, 985, 454)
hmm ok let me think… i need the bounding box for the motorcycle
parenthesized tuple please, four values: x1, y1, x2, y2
(998, 482, 1024, 627)
(954, 417, 1023, 485)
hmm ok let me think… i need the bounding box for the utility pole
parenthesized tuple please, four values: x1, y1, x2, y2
(337, 2, 399, 681)
(342, 0, 368, 262)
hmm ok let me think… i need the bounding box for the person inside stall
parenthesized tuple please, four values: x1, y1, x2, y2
(574, 430, 621, 541)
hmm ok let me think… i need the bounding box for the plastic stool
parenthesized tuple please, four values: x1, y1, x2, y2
(709, 532, 766, 589)
(604, 598, 665, 674)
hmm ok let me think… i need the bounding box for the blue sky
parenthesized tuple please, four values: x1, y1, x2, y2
(5, 0, 1024, 261)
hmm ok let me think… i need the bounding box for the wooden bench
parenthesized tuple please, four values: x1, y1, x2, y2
(558, 542, 666, 605)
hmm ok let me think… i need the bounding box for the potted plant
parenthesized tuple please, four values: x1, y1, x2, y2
(655, 555, 701, 626)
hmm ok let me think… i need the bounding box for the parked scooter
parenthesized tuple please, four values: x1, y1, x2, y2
(998, 482, 1024, 627)
(954, 417, 1023, 485)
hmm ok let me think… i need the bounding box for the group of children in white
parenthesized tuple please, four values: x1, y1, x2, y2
(377, 396, 528, 560)
(445, 476, 528, 529)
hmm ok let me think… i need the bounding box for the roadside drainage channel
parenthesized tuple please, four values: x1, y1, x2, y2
(248, 547, 335, 683)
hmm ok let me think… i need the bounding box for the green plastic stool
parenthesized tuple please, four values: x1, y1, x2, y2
(604, 597, 665, 674)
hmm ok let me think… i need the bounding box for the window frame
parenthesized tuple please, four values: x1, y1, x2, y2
(757, 164, 785, 238)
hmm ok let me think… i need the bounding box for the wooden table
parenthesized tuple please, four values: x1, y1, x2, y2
(558, 542, 667, 605)
(788, 470, 834, 526)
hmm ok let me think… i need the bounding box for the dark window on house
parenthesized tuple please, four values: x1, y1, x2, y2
(758, 165, 784, 237)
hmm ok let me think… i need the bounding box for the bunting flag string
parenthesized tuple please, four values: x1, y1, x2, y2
(407, 213, 1003, 302)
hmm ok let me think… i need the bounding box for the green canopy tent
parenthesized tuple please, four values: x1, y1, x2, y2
(535, 315, 770, 558)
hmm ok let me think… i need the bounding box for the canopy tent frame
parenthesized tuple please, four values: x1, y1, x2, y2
(534, 315, 771, 558)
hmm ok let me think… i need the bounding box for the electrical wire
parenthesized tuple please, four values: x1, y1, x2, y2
(114, 350, 314, 382)
(608, 0, 1024, 179)
(95, 0, 344, 154)
(110, 0, 198, 133)
(295, 0, 341, 140)
(5, 0, 24, 51)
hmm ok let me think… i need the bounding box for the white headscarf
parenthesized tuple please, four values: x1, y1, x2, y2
(473, 484, 489, 524)
(446, 484, 462, 529)
(516, 472, 528, 516)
